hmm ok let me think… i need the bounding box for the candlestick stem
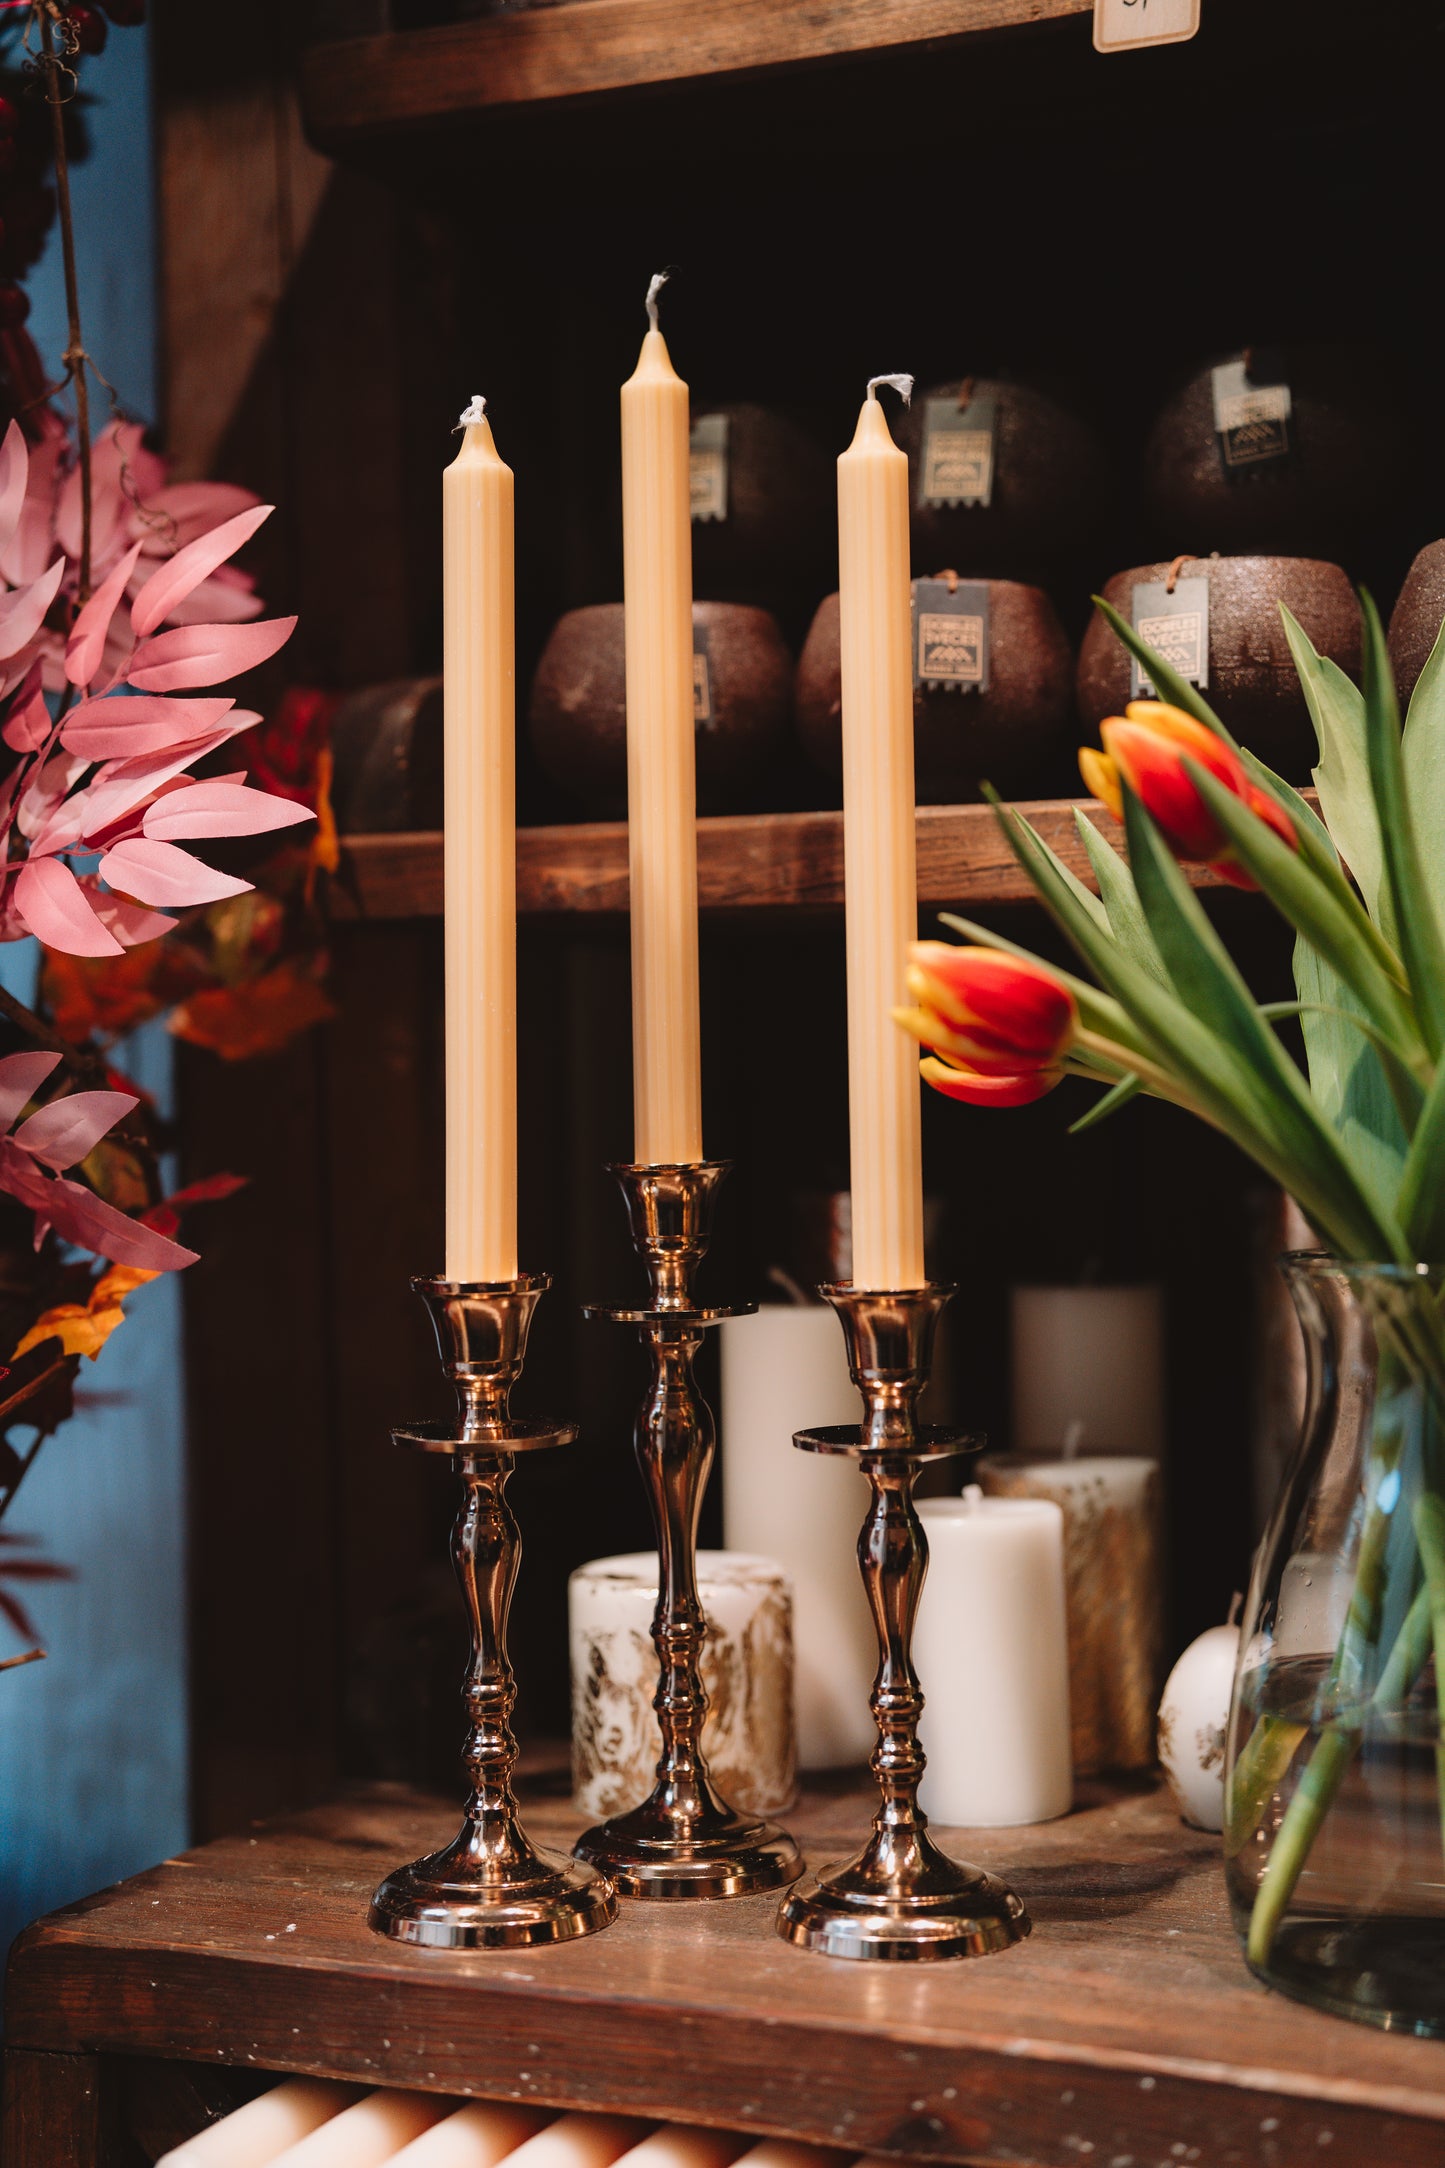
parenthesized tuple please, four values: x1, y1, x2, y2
(574, 1164, 802, 1899)
(776, 1283, 1032, 1961)
(369, 1276, 616, 1949)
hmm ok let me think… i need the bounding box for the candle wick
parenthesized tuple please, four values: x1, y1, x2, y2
(455, 393, 487, 431)
(645, 268, 673, 332)
(867, 372, 914, 406)
(962, 1483, 984, 1511)
(1062, 1417, 1085, 1462)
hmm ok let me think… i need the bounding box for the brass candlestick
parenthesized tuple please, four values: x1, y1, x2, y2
(574, 1163, 802, 1899)
(369, 1275, 616, 1949)
(776, 1283, 1031, 1962)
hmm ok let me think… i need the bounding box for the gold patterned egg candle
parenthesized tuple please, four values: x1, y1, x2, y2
(569, 1551, 797, 1820)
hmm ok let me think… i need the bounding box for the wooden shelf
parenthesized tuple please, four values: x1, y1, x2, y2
(331, 798, 1230, 923)
(9, 1769, 1445, 2166)
(299, 0, 1092, 141)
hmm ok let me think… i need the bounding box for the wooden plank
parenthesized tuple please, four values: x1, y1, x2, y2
(1, 2049, 116, 2168)
(300, 0, 1092, 137)
(9, 1775, 1445, 2168)
(332, 801, 1227, 921)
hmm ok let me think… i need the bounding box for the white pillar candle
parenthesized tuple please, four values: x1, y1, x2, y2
(914, 1491, 1072, 1827)
(719, 1307, 876, 1766)
(157, 2083, 357, 2168)
(1011, 1285, 1164, 1458)
(570, 1550, 794, 1815)
(978, 1453, 1163, 1774)
(836, 376, 924, 1292)
(622, 273, 703, 1165)
(387, 2107, 551, 2168)
(266, 2092, 450, 2167)
(444, 396, 518, 1282)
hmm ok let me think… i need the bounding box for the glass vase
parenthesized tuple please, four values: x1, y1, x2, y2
(1228, 1253, 1445, 2033)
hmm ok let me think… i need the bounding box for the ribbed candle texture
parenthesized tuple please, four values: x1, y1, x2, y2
(621, 301, 704, 1165)
(836, 388, 925, 1290)
(443, 407, 518, 1281)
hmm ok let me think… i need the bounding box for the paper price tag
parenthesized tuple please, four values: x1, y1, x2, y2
(918, 394, 996, 510)
(690, 413, 729, 523)
(1212, 356, 1292, 474)
(693, 624, 714, 729)
(1130, 576, 1209, 699)
(1094, 0, 1200, 53)
(914, 578, 989, 694)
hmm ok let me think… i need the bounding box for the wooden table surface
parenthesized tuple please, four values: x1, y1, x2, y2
(8, 1771, 1445, 2168)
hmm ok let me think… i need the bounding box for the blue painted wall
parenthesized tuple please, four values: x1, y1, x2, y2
(0, 22, 189, 1966)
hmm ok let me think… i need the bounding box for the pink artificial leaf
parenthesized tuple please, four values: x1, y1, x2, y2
(58, 423, 146, 568)
(162, 575, 264, 630)
(13, 1089, 139, 1173)
(0, 1051, 63, 1132)
(61, 694, 236, 760)
(138, 480, 259, 554)
(29, 1168, 198, 1271)
(126, 615, 297, 693)
(0, 420, 28, 563)
(64, 540, 144, 690)
(49, 734, 244, 857)
(14, 857, 125, 958)
(80, 884, 179, 947)
(2, 662, 50, 754)
(97, 838, 252, 908)
(16, 747, 87, 843)
(0, 411, 68, 589)
(143, 779, 314, 842)
(129, 504, 272, 639)
(0, 558, 66, 667)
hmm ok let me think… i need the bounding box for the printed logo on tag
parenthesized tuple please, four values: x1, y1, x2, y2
(693, 626, 714, 729)
(1094, 0, 1200, 52)
(919, 394, 996, 509)
(1211, 357, 1292, 472)
(914, 578, 989, 693)
(1131, 576, 1210, 698)
(690, 413, 729, 523)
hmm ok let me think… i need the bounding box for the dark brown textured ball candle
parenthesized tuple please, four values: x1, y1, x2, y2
(1077, 557, 1360, 782)
(528, 601, 793, 817)
(1388, 542, 1445, 711)
(796, 580, 1074, 806)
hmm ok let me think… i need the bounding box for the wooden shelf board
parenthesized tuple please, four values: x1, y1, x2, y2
(300, 0, 1092, 139)
(9, 1770, 1445, 2166)
(332, 798, 1227, 922)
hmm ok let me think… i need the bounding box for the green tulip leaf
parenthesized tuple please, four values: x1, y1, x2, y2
(1074, 811, 1169, 985)
(1289, 945, 1410, 1213)
(1401, 608, 1445, 947)
(1361, 589, 1445, 1060)
(1068, 1073, 1144, 1134)
(1279, 603, 1388, 935)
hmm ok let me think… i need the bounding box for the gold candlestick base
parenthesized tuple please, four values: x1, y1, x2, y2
(776, 1284, 1031, 1963)
(574, 1164, 803, 1901)
(368, 1275, 617, 1950)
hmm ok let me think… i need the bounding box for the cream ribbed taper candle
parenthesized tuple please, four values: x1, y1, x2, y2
(837, 377, 924, 1290)
(621, 273, 703, 1165)
(443, 396, 517, 1282)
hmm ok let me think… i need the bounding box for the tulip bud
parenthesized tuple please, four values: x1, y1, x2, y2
(897, 942, 1076, 1108)
(1079, 700, 1297, 889)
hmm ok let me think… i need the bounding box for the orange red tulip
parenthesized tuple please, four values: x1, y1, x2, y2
(1080, 700, 1296, 890)
(897, 943, 1076, 1108)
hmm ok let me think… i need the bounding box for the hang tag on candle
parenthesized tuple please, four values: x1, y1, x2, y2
(1211, 354, 1292, 475)
(1093, 0, 1200, 52)
(690, 413, 729, 522)
(693, 622, 715, 730)
(914, 577, 989, 693)
(918, 393, 995, 509)
(1130, 576, 1209, 698)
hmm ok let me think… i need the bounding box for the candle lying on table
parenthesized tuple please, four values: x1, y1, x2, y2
(616, 2128, 746, 2168)
(387, 2106, 551, 2167)
(570, 1551, 795, 1814)
(157, 2080, 357, 2168)
(914, 1490, 1072, 1827)
(267, 2091, 450, 2166)
(978, 1452, 1162, 1774)
(622, 272, 703, 1165)
(836, 375, 924, 1292)
(443, 395, 518, 1282)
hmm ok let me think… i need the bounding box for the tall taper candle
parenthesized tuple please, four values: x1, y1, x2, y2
(444, 395, 518, 1281)
(837, 377, 924, 1290)
(622, 273, 703, 1165)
